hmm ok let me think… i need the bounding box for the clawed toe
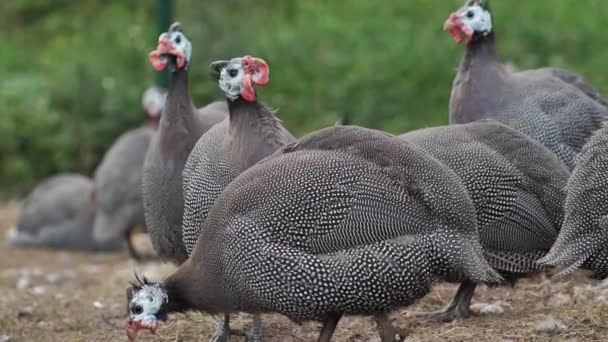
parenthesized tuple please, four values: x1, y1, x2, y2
(406, 306, 473, 322)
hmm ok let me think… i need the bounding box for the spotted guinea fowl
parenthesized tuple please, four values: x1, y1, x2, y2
(92, 128, 154, 260)
(445, 0, 608, 170)
(399, 120, 569, 321)
(143, 22, 227, 265)
(9, 174, 121, 251)
(181, 56, 295, 341)
(539, 123, 608, 279)
(92, 88, 163, 260)
(125, 126, 502, 342)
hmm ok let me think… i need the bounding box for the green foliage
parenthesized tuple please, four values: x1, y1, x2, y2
(1, 0, 607, 197)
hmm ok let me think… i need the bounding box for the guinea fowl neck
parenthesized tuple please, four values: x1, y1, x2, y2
(227, 97, 274, 121)
(451, 31, 505, 123)
(225, 96, 285, 169)
(226, 97, 278, 139)
(163, 259, 234, 314)
(146, 116, 160, 130)
(160, 68, 196, 130)
(460, 32, 499, 73)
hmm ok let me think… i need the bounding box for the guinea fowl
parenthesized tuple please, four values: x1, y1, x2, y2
(143, 22, 227, 265)
(92, 132, 153, 259)
(91, 87, 164, 260)
(539, 123, 608, 279)
(181, 56, 295, 340)
(9, 174, 121, 251)
(445, 0, 608, 170)
(399, 120, 569, 321)
(125, 126, 501, 342)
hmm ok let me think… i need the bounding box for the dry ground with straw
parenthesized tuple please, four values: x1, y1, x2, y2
(1, 202, 608, 342)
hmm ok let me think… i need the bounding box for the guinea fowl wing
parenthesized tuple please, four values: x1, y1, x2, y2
(247, 127, 502, 284)
(541, 67, 608, 107)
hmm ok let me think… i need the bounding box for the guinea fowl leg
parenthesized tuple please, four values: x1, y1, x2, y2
(125, 229, 143, 261)
(245, 313, 263, 342)
(407, 280, 477, 322)
(211, 314, 233, 342)
(317, 314, 342, 342)
(374, 313, 408, 342)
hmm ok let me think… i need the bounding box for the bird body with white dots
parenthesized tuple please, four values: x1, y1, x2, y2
(539, 123, 608, 278)
(400, 119, 569, 321)
(126, 126, 501, 342)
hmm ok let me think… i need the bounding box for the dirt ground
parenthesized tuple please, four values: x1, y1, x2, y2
(1, 203, 608, 342)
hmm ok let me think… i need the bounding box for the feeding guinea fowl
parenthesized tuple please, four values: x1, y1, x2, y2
(539, 123, 608, 279)
(399, 120, 569, 321)
(91, 88, 163, 260)
(8, 174, 121, 251)
(143, 22, 227, 265)
(181, 55, 295, 341)
(445, 0, 608, 170)
(125, 126, 502, 342)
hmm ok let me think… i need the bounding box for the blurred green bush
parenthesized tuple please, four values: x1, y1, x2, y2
(1, 0, 607, 197)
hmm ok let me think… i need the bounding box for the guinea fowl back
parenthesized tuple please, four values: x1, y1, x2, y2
(401, 120, 568, 273)
(11, 174, 120, 251)
(17, 174, 94, 237)
(445, 0, 608, 170)
(93, 126, 153, 244)
(540, 125, 608, 278)
(193, 126, 499, 283)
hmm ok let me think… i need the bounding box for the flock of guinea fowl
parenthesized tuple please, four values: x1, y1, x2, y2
(9, 1, 608, 341)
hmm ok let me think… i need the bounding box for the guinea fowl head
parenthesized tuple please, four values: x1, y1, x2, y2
(210, 55, 270, 102)
(149, 22, 192, 72)
(444, 0, 493, 45)
(125, 273, 169, 342)
(141, 86, 165, 123)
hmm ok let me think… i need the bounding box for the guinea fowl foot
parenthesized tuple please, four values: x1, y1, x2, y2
(406, 280, 477, 322)
(406, 305, 474, 322)
(374, 314, 409, 342)
(245, 313, 263, 342)
(210, 314, 246, 342)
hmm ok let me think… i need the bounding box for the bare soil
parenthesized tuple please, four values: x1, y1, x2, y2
(1, 203, 607, 342)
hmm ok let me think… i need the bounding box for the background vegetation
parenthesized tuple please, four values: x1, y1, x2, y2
(1, 0, 607, 197)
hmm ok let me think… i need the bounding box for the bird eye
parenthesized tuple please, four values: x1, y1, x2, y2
(131, 304, 143, 315)
(228, 69, 238, 77)
(175, 34, 182, 44)
(147, 296, 153, 302)
(466, 10, 475, 18)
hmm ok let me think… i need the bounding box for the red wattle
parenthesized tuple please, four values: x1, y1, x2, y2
(149, 50, 168, 71)
(443, 13, 473, 45)
(240, 74, 257, 102)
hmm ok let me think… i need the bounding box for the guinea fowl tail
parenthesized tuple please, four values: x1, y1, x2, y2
(465, 239, 504, 284)
(536, 252, 589, 275)
(539, 217, 608, 276)
(537, 246, 590, 276)
(432, 230, 503, 284)
(7, 227, 39, 247)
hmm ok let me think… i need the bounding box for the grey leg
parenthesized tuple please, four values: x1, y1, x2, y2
(245, 313, 263, 342)
(317, 314, 342, 342)
(125, 229, 144, 261)
(210, 314, 232, 342)
(407, 280, 477, 322)
(374, 313, 408, 342)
